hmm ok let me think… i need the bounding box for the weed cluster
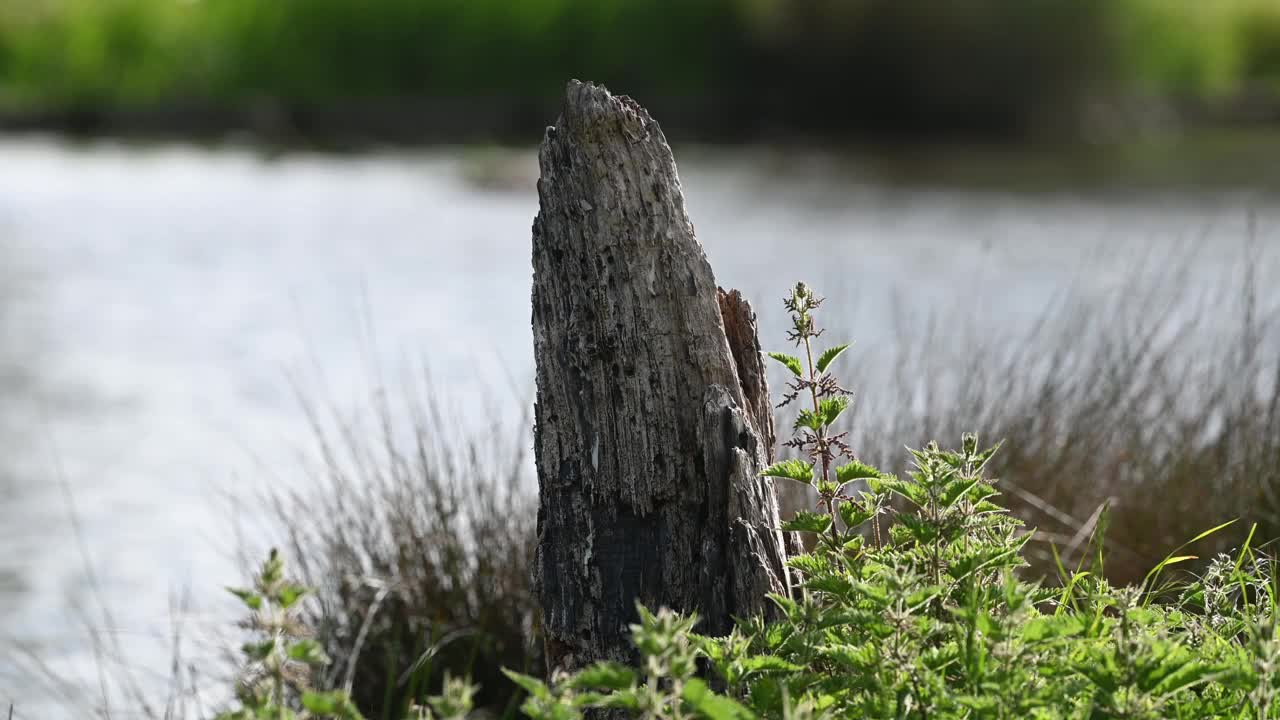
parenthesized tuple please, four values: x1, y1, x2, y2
(261, 271, 1277, 719)
(265, 382, 539, 719)
(508, 283, 1280, 719)
(827, 250, 1280, 584)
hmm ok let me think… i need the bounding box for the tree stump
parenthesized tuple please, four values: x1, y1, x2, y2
(530, 81, 793, 678)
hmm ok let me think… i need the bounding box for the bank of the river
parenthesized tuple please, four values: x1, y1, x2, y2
(1, 136, 1277, 715)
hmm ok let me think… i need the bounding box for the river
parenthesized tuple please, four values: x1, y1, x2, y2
(0, 135, 1277, 716)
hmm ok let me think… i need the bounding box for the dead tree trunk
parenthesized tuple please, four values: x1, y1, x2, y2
(531, 81, 793, 677)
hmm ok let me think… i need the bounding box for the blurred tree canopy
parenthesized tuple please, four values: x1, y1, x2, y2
(1, 0, 1278, 140)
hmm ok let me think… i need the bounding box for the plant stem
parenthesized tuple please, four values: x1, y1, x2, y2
(802, 316, 839, 544)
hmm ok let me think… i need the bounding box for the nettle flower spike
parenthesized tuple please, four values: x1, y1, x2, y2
(764, 282, 871, 542)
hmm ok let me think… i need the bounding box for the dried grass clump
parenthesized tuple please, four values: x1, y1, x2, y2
(270, 375, 539, 720)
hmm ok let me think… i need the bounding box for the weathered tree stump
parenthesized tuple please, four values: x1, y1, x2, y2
(531, 81, 793, 677)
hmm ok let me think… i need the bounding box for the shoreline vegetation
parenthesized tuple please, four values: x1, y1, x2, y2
(207, 279, 1280, 720)
(256, 250, 1277, 719)
(2, 0, 1280, 145)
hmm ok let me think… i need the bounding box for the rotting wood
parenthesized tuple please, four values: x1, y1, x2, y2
(530, 80, 793, 678)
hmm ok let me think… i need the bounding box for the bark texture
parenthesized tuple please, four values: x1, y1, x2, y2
(531, 81, 792, 677)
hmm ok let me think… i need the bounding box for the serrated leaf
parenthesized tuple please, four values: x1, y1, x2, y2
(842, 535, 865, 553)
(227, 587, 263, 610)
(805, 574, 854, 595)
(288, 639, 330, 666)
(242, 638, 276, 660)
(277, 583, 309, 609)
(972, 499, 1005, 515)
(567, 662, 636, 691)
(682, 678, 756, 720)
(898, 513, 937, 544)
(766, 592, 799, 616)
(785, 553, 825, 574)
(1022, 616, 1084, 643)
(794, 409, 822, 432)
(740, 655, 801, 674)
(838, 501, 874, 528)
(956, 695, 998, 711)
(821, 642, 882, 671)
(836, 461, 882, 484)
(586, 690, 642, 711)
(818, 396, 849, 426)
(301, 691, 340, 715)
(940, 476, 980, 508)
(762, 459, 814, 484)
(766, 352, 804, 377)
(815, 343, 851, 373)
(781, 511, 833, 534)
(972, 439, 1004, 471)
(1147, 656, 1222, 696)
(503, 669, 552, 700)
(882, 477, 929, 507)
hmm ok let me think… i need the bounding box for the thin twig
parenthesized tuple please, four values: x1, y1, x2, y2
(341, 580, 392, 696)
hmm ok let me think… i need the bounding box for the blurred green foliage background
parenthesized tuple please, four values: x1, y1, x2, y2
(2, 0, 1279, 140)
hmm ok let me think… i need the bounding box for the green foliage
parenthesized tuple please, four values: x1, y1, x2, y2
(265, 379, 541, 719)
(222, 550, 486, 720)
(762, 459, 815, 485)
(521, 282, 1280, 719)
(1, 0, 1279, 134)
(218, 549, 365, 720)
(814, 344, 850, 374)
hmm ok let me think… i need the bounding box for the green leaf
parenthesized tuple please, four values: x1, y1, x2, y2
(794, 409, 822, 432)
(815, 343, 851, 373)
(1148, 656, 1224, 696)
(1022, 616, 1084, 643)
(972, 499, 1005, 515)
(301, 691, 340, 715)
(682, 678, 756, 720)
(838, 501, 874, 528)
(502, 669, 552, 701)
(805, 574, 854, 595)
(579, 689, 642, 711)
(226, 587, 263, 611)
(1141, 555, 1199, 592)
(818, 396, 849, 426)
(835, 460, 882, 484)
(881, 477, 929, 507)
(786, 553, 825, 575)
(567, 662, 636, 691)
(762, 459, 814, 484)
(765, 592, 799, 616)
(898, 513, 938, 544)
(815, 479, 839, 497)
(739, 655, 802, 674)
(241, 638, 276, 660)
(972, 439, 1003, 472)
(940, 476, 980, 508)
(781, 511, 833, 534)
(276, 583, 309, 609)
(766, 352, 804, 377)
(1142, 519, 1238, 595)
(261, 548, 284, 585)
(287, 638, 330, 666)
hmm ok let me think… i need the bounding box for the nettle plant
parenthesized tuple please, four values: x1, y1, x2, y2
(219, 550, 477, 720)
(512, 283, 1280, 720)
(218, 549, 365, 720)
(222, 284, 1279, 719)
